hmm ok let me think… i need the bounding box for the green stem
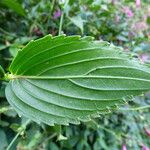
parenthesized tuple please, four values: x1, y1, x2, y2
(58, 10, 64, 35)
(91, 120, 121, 141)
(6, 132, 20, 150)
(0, 65, 7, 81)
(92, 120, 142, 144)
(0, 27, 16, 37)
(0, 65, 5, 77)
(50, 0, 55, 12)
(6, 119, 31, 150)
(99, 125, 121, 141)
(121, 105, 150, 111)
(58, 0, 69, 35)
(39, 133, 57, 148)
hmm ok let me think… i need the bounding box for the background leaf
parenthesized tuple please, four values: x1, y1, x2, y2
(69, 16, 84, 34)
(0, 129, 8, 150)
(0, 0, 25, 16)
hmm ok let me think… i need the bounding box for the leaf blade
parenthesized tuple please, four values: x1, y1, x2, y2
(5, 35, 150, 125)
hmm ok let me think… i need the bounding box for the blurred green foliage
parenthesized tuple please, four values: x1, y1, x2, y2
(0, 0, 150, 149)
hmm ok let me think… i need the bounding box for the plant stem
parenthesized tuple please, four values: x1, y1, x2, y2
(90, 120, 121, 141)
(58, 10, 64, 35)
(6, 119, 31, 150)
(120, 105, 150, 111)
(0, 65, 7, 81)
(98, 124, 121, 141)
(51, 0, 55, 12)
(6, 132, 20, 150)
(0, 65, 5, 77)
(58, 0, 69, 35)
(38, 133, 57, 148)
(0, 27, 16, 37)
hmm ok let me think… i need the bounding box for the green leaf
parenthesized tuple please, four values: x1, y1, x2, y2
(0, 65, 5, 79)
(5, 35, 150, 125)
(69, 16, 84, 34)
(0, 129, 8, 150)
(147, 16, 150, 25)
(0, 0, 25, 16)
(0, 44, 7, 51)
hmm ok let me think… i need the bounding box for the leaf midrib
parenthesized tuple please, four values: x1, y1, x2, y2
(8, 74, 150, 83)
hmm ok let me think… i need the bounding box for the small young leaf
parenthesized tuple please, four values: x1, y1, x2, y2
(5, 35, 150, 125)
(69, 16, 84, 34)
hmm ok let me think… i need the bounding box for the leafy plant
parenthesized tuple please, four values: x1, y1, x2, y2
(3, 34, 150, 126)
(0, 1, 150, 149)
